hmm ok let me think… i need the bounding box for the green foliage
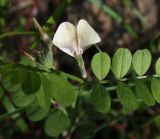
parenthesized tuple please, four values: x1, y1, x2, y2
(36, 73, 52, 110)
(26, 100, 48, 122)
(112, 48, 132, 79)
(1, 46, 160, 137)
(9, 69, 26, 85)
(12, 91, 35, 107)
(2, 70, 23, 92)
(1, 47, 160, 117)
(91, 52, 111, 80)
(44, 110, 70, 137)
(91, 84, 111, 113)
(2, 69, 36, 108)
(117, 82, 138, 112)
(132, 49, 152, 76)
(0, 86, 28, 132)
(135, 80, 155, 106)
(22, 71, 41, 95)
(151, 78, 160, 103)
(50, 73, 77, 107)
(155, 57, 160, 75)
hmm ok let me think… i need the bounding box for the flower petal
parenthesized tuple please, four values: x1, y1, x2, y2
(77, 19, 101, 51)
(53, 22, 77, 57)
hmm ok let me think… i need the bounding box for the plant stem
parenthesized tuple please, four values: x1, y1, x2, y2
(94, 44, 101, 52)
(61, 71, 84, 84)
(106, 83, 135, 92)
(101, 75, 160, 84)
(75, 55, 87, 79)
(0, 107, 25, 122)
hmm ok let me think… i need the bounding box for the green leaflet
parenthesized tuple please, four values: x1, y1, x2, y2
(91, 84, 111, 113)
(50, 73, 77, 107)
(9, 69, 26, 85)
(2, 69, 25, 92)
(36, 73, 52, 111)
(155, 57, 160, 75)
(22, 71, 41, 95)
(91, 52, 111, 80)
(26, 100, 48, 122)
(44, 110, 70, 137)
(117, 82, 138, 112)
(112, 48, 132, 79)
(132, 49, 152, 76)
(151, 78, 160, 103)
(13, 90, 35, 107)
(135, 80, 155, 106)
(2, 69, 35, 107)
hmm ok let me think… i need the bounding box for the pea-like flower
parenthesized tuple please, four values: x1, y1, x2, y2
(52, 19, 101, 57)
(52, 19, 101, 78)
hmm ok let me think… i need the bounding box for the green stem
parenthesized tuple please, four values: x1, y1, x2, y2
(75, 55, 87, 79)
(0, 107, 25, 122)
(1, 94, 28, 133)
(101, 75, 160, 84)
(61, 71, 84, 84)
(95, 44, 101, 52)
(0, 31, 37, 39)
(33, 18, 53, 49)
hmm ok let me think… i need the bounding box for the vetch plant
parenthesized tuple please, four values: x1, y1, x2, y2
(1, 17, 160, 138)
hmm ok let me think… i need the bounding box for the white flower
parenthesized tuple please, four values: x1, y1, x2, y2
(52, 19, 101, 57)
